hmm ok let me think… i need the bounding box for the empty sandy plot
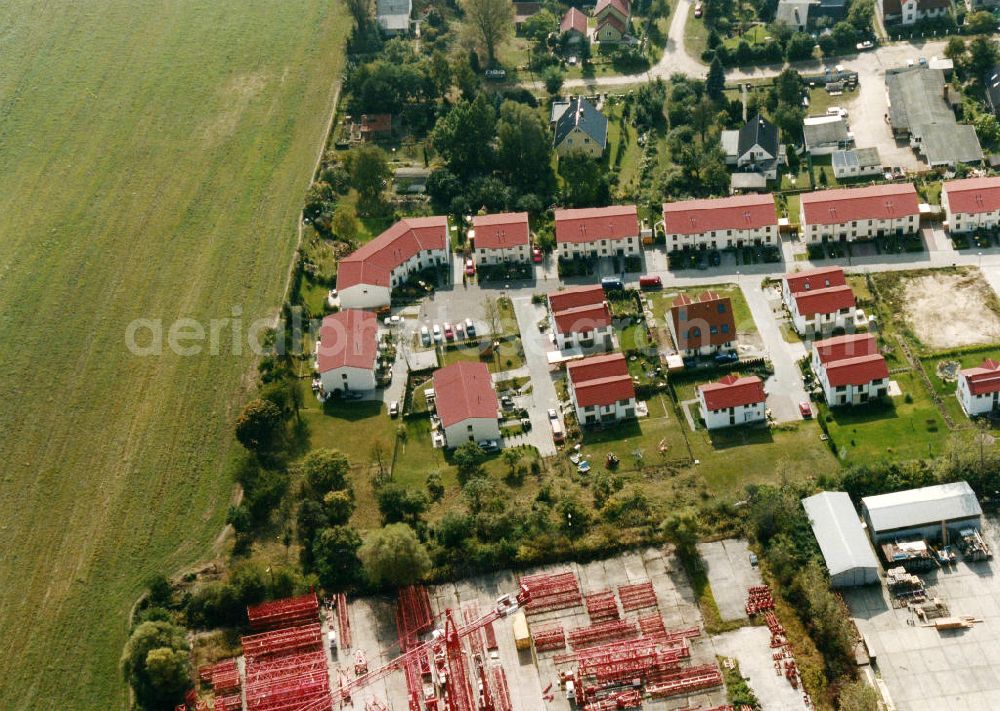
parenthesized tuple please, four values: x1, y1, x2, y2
(902, 272, 1000, 349)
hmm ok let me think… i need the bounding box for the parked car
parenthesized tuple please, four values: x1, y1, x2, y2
(749, 553, 759, 567)
(340, 390, 364, 401)
(856, 40, 874, 50)
(918, 56, 927, 67)
(694, 2, 703, 17)
(432, 323, 443, 344)
(799, 401, 813, 419)
(455, 321, 466, 339)
(389, 401, 399, 417)
(714, 352, 738, 365)
(826, 107, 847, 118)
(465, 318, 477, 337)
(547, 408, 559, 421)
(639, 275, 663, 290)
(465, 258, 476, 276)
(601, 276, 624, 291)
(444, 322, 454, 341)
(420, 326, 431, 346)
(532, 247, 543, 263)
(501, 396, 516, 410)
(480, 440, 500, 453)
(708, 250, 722, 267)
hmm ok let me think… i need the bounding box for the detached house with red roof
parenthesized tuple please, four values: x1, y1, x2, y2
(943, 177, 1000, 234)
(800, 184, 920, 243)
(812, 333, 889, 406)
(336, 216, 450, 309)
(957, 359, 1000, 416)
(661, 194, 778, 251)
(472, 212, 530, 264)
(567, 353, 637, 426)
(698, 374, 767, 430)
(667, 292, 736, 357)
(433, 361, 500, 447)
(782, 266, 856, 336)
(560, 7, 589, 42)
(554, 205, 641, 259)
(594, 0, 631, 42)
(549, 285, 614, 351)
(316, 310, 379, 394)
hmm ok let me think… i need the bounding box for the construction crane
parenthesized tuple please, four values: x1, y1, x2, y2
(335, 586, 531, 710)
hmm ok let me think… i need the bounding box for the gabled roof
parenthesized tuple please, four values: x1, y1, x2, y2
(554, 97, 609, 151)
(738, 114, 779, 159)
(944, 177, 1000, 216)
(802, 492, 880, 578)
(960, 358, 1000, 396)
(832, 147, 881, 171)
(553, 302, 612, 335)
(596, 14, 626, 34)
(549, 284, 606, 313)
(862, 481, 981, 533)
(820, 353, 888, 387)
(336, 217, 449, 290)
(472, 212, 530, 250)
(662, 194, 777, 235)
(803, 115, 849, 148)
(699, 374, 766, 411)
(568, 353, 635, 407)
(791, 285, 855, 317)
(594, 0, 630, 19)
(433, 361, 498, 428)
(812, 333, 878, 365)
(317, 310, 379, 373)
(986, 64, 1000, 113)
(800, 184, 919, 226)
(554, 205, 639, 244)
(783, 266, 847, 294)
(560, 6, 588, 34)
(670, 292, 736, 350)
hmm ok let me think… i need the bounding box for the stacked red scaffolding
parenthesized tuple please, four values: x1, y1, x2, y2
(585, 590, 620, 622)
(489, 666, 513, 711)
(532, 624, 567, 652)
(244, 650, 330, 711)
(646, 663, 723, 698)
(568, 619, 638, 649)
(395, 585, 433, 651)
(242, 623, 324, 661)
(582, 689, 642, 711)
(745, 585, 775, 617)
(247, 592, 319, 631)
(213, 693, 242, 711)
(462, 602, 485, 656)
(334, 592, 351, 649)
(579, 643, 688, 685)
(617, 581, 657, 612)
(210, 659, 240, 695)
(198, 665, 213, 685)
(520, 570, 582, 614)
(763, 611, 786, 648)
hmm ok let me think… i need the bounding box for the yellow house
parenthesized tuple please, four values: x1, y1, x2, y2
(553, 97, 608, 158)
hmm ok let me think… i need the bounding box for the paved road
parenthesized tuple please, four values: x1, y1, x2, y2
(509, 295, 561, 456)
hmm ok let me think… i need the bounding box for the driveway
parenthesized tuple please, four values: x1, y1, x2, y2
(509, 295, 561, 456)
(738, 277, 808, 424)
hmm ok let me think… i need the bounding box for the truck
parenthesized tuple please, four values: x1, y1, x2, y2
(601, 276, 624, 292)
(550, 417, 565, 443)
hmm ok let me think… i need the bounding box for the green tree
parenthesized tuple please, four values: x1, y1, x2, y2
(345, 0, 374, 30)
(331, 200, 359, 242)
(235, 399, 284, 453)
(428, 50, 453, 96)
(300, 449, 351, 498)
(461, 0, 515, 65)
(426, 471, 445, 502)
(773, 69, 805, 107)
(497, 100, 555, 196)
(431, 93, 497, 179)
(311, 526, 363, 590)
(522, 9, 558, 43)
(121, 621, 191, 710)
(976, 113, 1000, 149)
(453, 441, 487, 482)
(557, 496, 592, 536)
(324, 489, 355, 525)
(376, 483, 429, 524)
(558, 150, 609, 207)
(359, 522, 432, 587)
(837, 680, 881, 710)
(304, 181, 334, 221)
(970, 36, 999, 78)
(706, 55, 726, 103)
(344, 145, 391, 214)
(501, 448, 521, 477)
(661, 510, 700, 559)
(966, 10, 995, 35)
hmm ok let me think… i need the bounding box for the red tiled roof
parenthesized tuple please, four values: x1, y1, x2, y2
(800, 184, 919, 226)
(554, 206, 639, 245)
(699, 374, 766, 411)
(549, 284, 606, 312)
(961, 359, 1000, 396)
(670, 292, 736, 350)
(567, 352, 629, 383)
(662, 194, 777, 236)
(821, 354, 889, 387)
(433, 361, 498, 428)
(360, 114, 392, 134)
(561, 6, 588, 34)
(568, 353, 635, 407)
(812, 333, 878, 365)
(336, 217, 448, 290)
(944, 177, 1000, 216)
(473, 212, 530, 250)
(596, 14, 626, 34)
(783, 266, 847, 295)
(791, 285, 856, 317)
(553, 303, 612, 335)
(594, 0, 630, 19)
(317, 309, 379, 373)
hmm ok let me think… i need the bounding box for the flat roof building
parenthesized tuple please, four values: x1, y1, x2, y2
(861, 481, 982, 544)
(802, 492, 881, 587)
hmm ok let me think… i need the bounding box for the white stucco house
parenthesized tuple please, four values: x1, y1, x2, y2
(799, 184, 920, 243)
(472, 212, 531, 264)
(943, 176, 1000, 234)
(554, 205, 641, 259)
(336, 216, 450, 310)
(661, 193, 779, 251)
(812, 334, 889, 406)
(433, 361, 500, 447)
(957, 359, 1000, 417)
(316, 309, 379, 394)
(566, 353, 637, 426)
(697, 374, 767, 430)
(782, 266, 857, 337)
(548, 285, 614, 351)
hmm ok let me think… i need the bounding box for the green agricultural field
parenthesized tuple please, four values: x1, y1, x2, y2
(0, 2, 348, 709)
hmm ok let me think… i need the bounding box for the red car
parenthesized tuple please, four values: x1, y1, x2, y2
(532, 247, 543, 263)
(465, 258, 475, 276)
(799, 402, 813, 418)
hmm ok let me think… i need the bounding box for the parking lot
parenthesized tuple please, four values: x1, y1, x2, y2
(846, 515, 1000, 711)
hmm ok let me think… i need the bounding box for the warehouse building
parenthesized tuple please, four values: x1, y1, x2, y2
(802, 492, 880, 587)
(861, 481, 982, 544)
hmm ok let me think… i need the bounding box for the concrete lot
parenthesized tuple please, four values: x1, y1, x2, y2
(711, 626, 810, 711)
(698, 539, 764, 622)
(847, 515, 1000, 711)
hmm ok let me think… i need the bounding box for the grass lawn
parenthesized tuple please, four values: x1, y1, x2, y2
(783, 193, 801, 223)
(579, 396, 692, 471)
(685, 5, 710, 61)
(439, 338, 526, 373)
(0, 2, 349, 708)
(819, 372, 950, 463)
(921, 346, 1000, 425)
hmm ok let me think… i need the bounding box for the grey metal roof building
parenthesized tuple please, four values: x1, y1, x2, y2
(803, 492, 880, 587)
(861, 481, 982, 544)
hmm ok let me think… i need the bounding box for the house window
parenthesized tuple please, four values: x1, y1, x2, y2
(467, 425, 473, 432)
(618, 399, 630, 406)
(717, 303, 726, 314)
(690, 327, 701, 338)
(678, 309, 687, 321)
(721, 324, 730, 334)
(710, 325, 718, 335)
